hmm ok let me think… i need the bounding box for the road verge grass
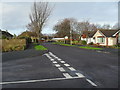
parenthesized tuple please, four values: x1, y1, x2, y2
(52, 42, 102, 50)
(52, 42, 75, 47)
(79, 46, 102, 50)
(34, 45, 47, 50)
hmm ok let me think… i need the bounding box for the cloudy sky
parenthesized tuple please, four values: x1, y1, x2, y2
(0, 0, 118, 35)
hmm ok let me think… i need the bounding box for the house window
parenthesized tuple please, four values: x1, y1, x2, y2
(97, 37, 105, 43)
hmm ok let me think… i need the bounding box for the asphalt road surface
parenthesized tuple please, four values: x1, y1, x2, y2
(2, 43, 118, 88)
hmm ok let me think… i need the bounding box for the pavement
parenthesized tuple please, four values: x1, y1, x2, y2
(2, 43, 118, 88)
(2, 43, 48, 62)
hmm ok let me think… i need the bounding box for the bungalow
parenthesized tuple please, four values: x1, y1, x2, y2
(0, 30, 13, 39)
(93, 29, 120, 46)
(52, 38, 64, 42)
(81, 31, 97, 44)
(81, 29, 120, 46)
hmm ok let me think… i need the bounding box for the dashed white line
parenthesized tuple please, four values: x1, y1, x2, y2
(58, 67, 66, 72)
(50, 59, 54, 61)
(64, 64, 70, 67)
(75, 73, 85, 78)
(52, 61, 57, 64)
(45, 52, 97, 87)
(60, 61, 65, 63)
(57, 58, 62, 61)
(54, 64, 61, 67)
(68, 67, 76, 71)
(86, 79, 97, 87)
(63, 73, 72, 78)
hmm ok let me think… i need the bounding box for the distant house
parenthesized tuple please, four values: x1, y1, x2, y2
(52, 38, 64, 42)
(81, 29, 120, 46)
(93, 29, 120, 46)
(0, 30, 13, 39)
(81, 31, 97, 44)
(18, 31, 38, 43)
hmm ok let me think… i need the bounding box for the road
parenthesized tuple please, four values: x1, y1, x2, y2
(2, 43, 118, 88)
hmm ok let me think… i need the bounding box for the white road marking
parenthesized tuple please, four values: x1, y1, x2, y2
(54, 64, 61, 67)
(97, 51, 102, 52)
(50, 59, 54, 61)
(57, 58, 62, 61)
(52, 61, 57, 64)
(68, 67, 76, 71)
(63, 73, 72, 78)
(49, 52, 57, 58)
(0, 77, 82, 85)
(104, 52, 110, 53)
(58, 67, 66, 72)
(45, 54, 53, 59)
(86, 79, 97, 87)
(64, 64, 70, 67)
(45, 52, 97, 87)
(75, 73, 85, 78)
(60, 61, 65, 63)
(55, 57, 58, 59)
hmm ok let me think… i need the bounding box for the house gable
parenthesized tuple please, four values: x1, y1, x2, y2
(113, 30, 120, 36)
(93, 30, 106, 38)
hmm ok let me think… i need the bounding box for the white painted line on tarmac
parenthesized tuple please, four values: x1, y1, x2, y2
(58, 67, 66, 72)
(57, 58, 62, 61)
(52, 61, 57, 64)
(97, 51, 102, 52)
(60, 61, 65, 63)
(50, 59, 54, 61)
(0, 77, 82, 85)
(75, 73, 85, 78)
(64, 64, 70, 67)
(68, 67, 76, 71)
(45, 54, 53, 59)
(63, 73, 72, 78)
(86, 79, 97, 87)
(54, 64, 61, 67)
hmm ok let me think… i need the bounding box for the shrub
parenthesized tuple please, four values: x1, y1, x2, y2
(2, 39, 27, 52)
(88, 42, 94, 45)
(81, 40, 87, 45)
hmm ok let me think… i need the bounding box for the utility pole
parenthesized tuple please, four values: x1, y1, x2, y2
(70, 29, 72, 45)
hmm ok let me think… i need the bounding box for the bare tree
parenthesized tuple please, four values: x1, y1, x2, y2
(27, 2, 53, 43)
(112, 23, 119, 29)
(102, 24, 111, 29)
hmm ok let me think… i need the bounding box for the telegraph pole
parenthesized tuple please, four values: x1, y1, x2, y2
(70, 29, 72, 45)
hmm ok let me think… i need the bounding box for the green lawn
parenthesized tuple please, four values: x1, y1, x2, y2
(79, 46, 102, 50)
(34, 45, 47, 50)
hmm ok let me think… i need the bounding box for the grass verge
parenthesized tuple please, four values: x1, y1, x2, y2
(52, 42, 103, 50)
(79, 46, 102, 50)
(34, 45, 47, 50)
(52, 42, 75, 47)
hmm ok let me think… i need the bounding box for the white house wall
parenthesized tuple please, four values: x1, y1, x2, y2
(93, 30, 107, 46)
(108, 38, 116, 46)
(93, 30, 117, 46)
(81, 37, 95, 44)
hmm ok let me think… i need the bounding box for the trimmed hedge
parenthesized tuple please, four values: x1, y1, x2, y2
(1, 39, 27, 52)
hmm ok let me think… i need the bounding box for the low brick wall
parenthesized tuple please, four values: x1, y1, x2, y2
(0, 39, 27, 52)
